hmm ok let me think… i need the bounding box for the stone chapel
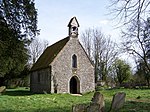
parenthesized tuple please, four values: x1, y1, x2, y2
(30, 17, 95, 94)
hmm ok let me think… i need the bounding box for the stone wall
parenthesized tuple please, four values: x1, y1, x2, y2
(51, 37, 95, 93)
(30, 68, 51, 93)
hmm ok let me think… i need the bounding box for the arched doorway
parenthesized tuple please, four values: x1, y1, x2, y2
(70, 76, 80, 94)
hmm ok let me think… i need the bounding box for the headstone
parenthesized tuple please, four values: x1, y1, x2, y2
(72, 104, 87, 112)
(91, 92, 105, 112)
(0, 86, 6, 95)
(72, 92, 105, 112)
(110, 92, 126, 111)
(87, 103, 101, 112)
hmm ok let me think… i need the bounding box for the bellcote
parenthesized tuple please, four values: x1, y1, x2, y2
(68, 17, 80, 37)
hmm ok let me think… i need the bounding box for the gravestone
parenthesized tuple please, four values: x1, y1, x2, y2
(72, 104, 87, 112)
(87, 92, 105, 112)
(0, 86, 6, 95)
(91, 92, 105, 112)
(92, 92, 105, 105)
(110, 92, 126, 111)
(72, 92, 105, 112)
(87, 103, 101, 112)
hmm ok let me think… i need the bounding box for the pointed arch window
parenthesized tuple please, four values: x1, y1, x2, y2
(72, 54, 77, 68)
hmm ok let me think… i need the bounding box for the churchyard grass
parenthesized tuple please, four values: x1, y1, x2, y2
(0, 87, 149, 112)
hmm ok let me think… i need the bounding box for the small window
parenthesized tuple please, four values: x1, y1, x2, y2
(72, 54, 77, 68)
(72, 26, 77, 31)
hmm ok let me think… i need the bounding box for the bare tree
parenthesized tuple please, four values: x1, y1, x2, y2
(93, 28, 106, 82)
(101, 36, 119, 80)
(81, 28, 119, 82)
(121, 17, 150, 86)
(28, 38, 49, 65)
(93, 33, 118, 82)
(109, 0, 150, 86)
(81, 28, 93, 59)
(43, 39, 49, 50)
(109, 0, 150, 26)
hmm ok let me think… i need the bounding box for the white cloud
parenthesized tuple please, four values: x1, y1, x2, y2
(99, 20, 109, 25)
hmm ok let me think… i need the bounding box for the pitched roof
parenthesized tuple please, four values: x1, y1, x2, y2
(31, 37, 70, 71)
(68, 17, 80, 27)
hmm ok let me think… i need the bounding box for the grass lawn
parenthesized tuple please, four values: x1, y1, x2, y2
(0, 87, 150, 112)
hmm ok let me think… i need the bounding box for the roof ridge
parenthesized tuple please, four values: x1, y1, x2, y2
(47, 36, 70, 49)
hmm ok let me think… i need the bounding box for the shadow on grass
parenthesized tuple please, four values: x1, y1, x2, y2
(122, 100, 150, 112)
(0, 106, 71, 112)
(4, 90, 33, 96)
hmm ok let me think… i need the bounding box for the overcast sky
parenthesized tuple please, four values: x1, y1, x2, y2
(35, 0, 121, 45)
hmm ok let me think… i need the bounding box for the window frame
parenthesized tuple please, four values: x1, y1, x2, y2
(72, 54, 77, 68)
